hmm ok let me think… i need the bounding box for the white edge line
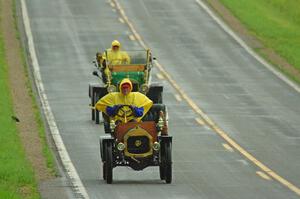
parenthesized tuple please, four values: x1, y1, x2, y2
(196, 0, 300, 93)
(20, 1, 89, 198)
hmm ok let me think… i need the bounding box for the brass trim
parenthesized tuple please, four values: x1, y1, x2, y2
(124, 126, 153, 158)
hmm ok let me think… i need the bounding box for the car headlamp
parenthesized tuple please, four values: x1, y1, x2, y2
(117, 142, 125, 151)
(110, 120, 116, 131)
(153, 142, 160, 151)
(107, 85, 117, 93)
(157, 116, 164, 129)
(139, 84, 149, 94)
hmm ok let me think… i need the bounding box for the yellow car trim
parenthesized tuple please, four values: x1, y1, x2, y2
(124, 126, 153, 158)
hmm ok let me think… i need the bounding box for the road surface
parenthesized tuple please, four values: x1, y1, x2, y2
(23, 0, 300, 198)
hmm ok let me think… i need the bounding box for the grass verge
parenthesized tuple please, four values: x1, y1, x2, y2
(0, 0, 58, 197)
(217, 0, 300, 81)
(12, 0, 56, 175)
(0, 22, 39, 199)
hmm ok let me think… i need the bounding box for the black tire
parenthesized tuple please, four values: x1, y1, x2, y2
(163, 142, 172, 184)
(105, 143, 113, 184)
(92, 108, 95, 121)
(159, 164, 165, 180)
(94, 92, 100, 124)
(156, 92, 163, 104)
(159, 143, 165, 180)
(91, 91, 95, 121)
(103, 114, 111, 134)
(149, 92, 162, 104)
(95, 110, 100, 124)
(104, 122, 110, 134)
(100, 139, 106, 180)
(102, 162, 107, 180)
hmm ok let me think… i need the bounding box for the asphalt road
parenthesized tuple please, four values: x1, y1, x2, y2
(24, 0, 300, 198)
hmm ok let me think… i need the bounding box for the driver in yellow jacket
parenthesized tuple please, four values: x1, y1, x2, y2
(95, 78, 153, 123)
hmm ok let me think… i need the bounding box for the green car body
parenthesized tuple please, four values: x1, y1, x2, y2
(111, 71, 145, 87)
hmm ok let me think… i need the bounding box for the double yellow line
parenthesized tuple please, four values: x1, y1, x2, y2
(110, 0, 300, 196)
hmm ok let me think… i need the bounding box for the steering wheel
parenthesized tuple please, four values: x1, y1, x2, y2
(115, 105, 134, 118)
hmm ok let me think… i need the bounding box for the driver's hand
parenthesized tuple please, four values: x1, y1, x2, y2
(106, 105, 122, 117)
(113, 104, 122, 115)
(115, 104, 122, 109)
(130, 106, 144, 117)
(129, 105, 136, 111)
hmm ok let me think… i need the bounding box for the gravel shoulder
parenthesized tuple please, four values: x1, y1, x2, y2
(205, 0, 300, 83)
(1, 0, 52, 182)
(1, 0, 73, 198)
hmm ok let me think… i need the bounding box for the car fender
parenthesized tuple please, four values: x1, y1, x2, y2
(99, 135, 114, 162)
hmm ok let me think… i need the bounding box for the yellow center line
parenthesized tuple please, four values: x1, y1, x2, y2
(174, 94, 182, 102)
(110, 2, 115, 7)
(222, 143, 234, 152)
(156, 73, 165, 80)
(129, 34, 136, 41)
(195, 117, 205, 126)
(118, 17, 125, 24)
(256, 171, 272, 181)
(111, 0, 300, 196)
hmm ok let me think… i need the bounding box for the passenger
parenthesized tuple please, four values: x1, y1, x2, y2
(101, 40, 130, 80)
(102, 40, 130, 65)
(95, 78, 153, 123)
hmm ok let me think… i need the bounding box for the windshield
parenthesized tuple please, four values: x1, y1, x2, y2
(104, 50, 150, 65)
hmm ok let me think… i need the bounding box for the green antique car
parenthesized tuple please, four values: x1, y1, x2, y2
(89, 49, 163, 124)
(106, 50, 151, 93)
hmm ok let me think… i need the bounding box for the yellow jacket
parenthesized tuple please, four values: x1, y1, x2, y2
(102, 40, 130, 65)
(95, 78, 153, 123)
(102, 40, 131, 77)
(102, 49, 130, 65)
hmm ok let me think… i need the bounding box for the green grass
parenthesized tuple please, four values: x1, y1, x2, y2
(218, 0, 300, 72)
(12, 0, 56, 175)
(0, 34, 39, 198)
(0, 0, 57, 197)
